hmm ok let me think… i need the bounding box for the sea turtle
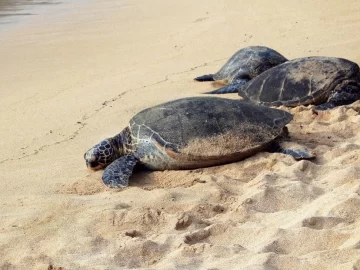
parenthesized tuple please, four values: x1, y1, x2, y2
(194, 46, 288, 94)
(84, 97, 314, 188)
(214, 56, 360, 111)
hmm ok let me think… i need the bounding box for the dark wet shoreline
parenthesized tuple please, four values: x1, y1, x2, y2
(0, 0, 60, 24)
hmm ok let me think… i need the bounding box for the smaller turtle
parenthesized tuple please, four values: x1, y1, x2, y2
(216, 56, 360, 111)
(84, 97, 314, 188)
(194, 46, 288, 94)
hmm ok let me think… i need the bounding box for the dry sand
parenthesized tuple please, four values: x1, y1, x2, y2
(1, 0, 360, 269)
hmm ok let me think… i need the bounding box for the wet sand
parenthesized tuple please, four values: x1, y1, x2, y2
(1, 0, 360, 269)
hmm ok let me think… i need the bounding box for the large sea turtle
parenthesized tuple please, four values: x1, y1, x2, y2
(213, 57, 360, 110)
(195, 46, 288, 94)
(84, 97, 314, 188)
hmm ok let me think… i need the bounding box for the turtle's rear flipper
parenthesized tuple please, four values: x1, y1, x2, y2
(313, 102, 336, 111)
(102, 155, 138, 188)
(281, 148, 315, 160)
(274, 141, 315, 160)
(204, 79, 248, 94)
(194, 74, 214, 82)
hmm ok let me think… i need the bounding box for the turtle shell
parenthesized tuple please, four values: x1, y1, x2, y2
(238, 56, 360, 106)
(128, 97, 292, 170)
(213, 46, 288, 84)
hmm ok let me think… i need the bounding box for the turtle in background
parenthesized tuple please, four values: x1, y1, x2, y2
(218, 56, 360, 111)
(194, 46, 288, 94)
(84, 97, 314, 188)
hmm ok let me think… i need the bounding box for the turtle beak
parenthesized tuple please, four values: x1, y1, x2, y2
(84, 151, 103, 170)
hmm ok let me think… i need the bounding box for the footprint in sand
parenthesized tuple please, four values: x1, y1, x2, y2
(302, 216, 345, 230)
(184, 228, 211, 245)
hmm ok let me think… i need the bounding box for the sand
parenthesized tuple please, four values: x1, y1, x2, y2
(1, 0, 360, 269)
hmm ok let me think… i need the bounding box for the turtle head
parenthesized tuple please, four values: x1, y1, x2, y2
(84, 139, 119, 170)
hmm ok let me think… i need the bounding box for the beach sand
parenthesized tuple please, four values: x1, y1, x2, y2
(1, 0, 360, 269)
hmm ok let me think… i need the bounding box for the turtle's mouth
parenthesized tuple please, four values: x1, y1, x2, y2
(86, 161, 104, 170)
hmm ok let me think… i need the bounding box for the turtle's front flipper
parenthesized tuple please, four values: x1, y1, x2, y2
(102, 155, 138, 188)
(204, 79, 248, 94)
(274, 141, 315, 160)
(315, 82, 360, 111)
(194, 74, 214, 82)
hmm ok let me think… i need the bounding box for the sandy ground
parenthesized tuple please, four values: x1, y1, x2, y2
(1, 0, 360, 269)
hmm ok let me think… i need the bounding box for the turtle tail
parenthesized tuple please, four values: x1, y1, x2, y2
(194, 74, 214, 82)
